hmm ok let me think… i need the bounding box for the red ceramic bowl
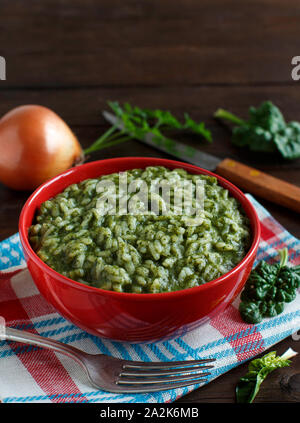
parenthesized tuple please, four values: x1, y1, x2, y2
(19, 157, 260, 342)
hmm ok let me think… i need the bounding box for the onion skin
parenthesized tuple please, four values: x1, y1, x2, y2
(0, 105, 83, 190)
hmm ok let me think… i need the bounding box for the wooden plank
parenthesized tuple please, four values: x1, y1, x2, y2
(0, 46, 295, 88)
(1, 84, 300, 127)
(2, 0, 300, 20)
(1, 8, 300, 51)
(0, 1, 299, 86)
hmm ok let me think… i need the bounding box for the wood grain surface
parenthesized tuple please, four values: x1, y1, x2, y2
(0, 0, 299, 403)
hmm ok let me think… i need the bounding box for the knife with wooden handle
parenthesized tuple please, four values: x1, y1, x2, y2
(103, 111, 300, 213)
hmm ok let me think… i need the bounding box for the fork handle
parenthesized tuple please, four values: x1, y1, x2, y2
(2, 327, 86, 367)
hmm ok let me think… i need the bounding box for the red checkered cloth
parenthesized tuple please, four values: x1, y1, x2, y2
(0, 194, 299, 403)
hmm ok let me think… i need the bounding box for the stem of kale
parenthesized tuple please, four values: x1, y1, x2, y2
(214, 108, 245, 126)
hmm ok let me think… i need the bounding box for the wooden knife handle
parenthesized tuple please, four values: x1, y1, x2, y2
(216, 158, 300, 213)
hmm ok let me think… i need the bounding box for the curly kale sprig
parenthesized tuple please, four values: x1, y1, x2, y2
(214, 101, 300, 160)
(239, 248, 300, 324)
(84, 101, 212, 154)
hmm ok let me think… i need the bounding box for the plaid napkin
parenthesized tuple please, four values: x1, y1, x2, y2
(0, 195, 299, 403)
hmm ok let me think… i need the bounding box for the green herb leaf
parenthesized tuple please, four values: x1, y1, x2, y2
(183, 113, 212, 141)
(85, 102, 212, 155)
(236, 349, 297, 403)
(109, 101, 212, 142)
(214, 101, 300, 160)
(274, 121, 300, 160)
(239, 248, 300, 324)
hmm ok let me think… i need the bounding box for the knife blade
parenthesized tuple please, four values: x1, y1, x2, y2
(103, 110, 300, 213)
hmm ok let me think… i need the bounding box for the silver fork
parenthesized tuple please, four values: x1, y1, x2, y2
(1, 327, 215, 393)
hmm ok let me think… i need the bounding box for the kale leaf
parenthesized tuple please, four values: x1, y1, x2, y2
(236, 348, 297, 403)
(239, 248, 300, 324)
(214, 101, 300, 160)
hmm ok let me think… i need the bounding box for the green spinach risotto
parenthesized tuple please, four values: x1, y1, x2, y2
(29, 167, 251, 293)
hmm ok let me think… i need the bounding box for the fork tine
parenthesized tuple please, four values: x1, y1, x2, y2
(113, 378, 209, 393)
(120, 364, 214, 377)
(123, 358, 215, 370)
(117, 372, 210, 385)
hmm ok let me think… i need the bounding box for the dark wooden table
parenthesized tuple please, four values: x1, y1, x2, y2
(0, 0, 299, 403)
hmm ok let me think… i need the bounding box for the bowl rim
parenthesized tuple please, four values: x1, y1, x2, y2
(19, 157, 261, 301)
